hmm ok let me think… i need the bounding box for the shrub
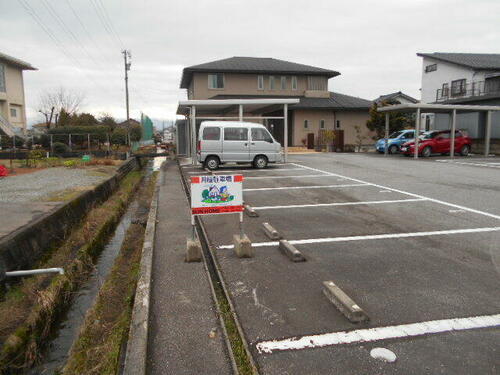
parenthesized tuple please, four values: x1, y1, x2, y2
(24, 150, 45, 168)
(52, 142, 70, 154)
(63, 160, 77, 168)
(45, 157, 62, 167)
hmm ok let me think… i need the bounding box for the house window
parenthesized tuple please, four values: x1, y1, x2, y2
(269, 76, 276, 90)
(208, 73, 224, 89)
(304, 120, 309, 129)
(281, 76, 287, 90)
(291, 76, 297, 90)
(451, 79, 466, 96)
(0, 64, 5, 92)
(336, 120, 340, 129)
(425, 64, 437, 73)
(10, 107, 18, 118)
(320, 119, 325, 129)
(257, 75, 264, 90)
(307, 76, 327, 91)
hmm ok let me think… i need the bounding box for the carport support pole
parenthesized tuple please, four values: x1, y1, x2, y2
(239, 104, 243, 121)
(284, 103, 288, 163)
(191, 105, 197, 165)
(414, 108, 421, 159)
(384, 113, 389, 156)
(450, 109, 457, 158)
(485, 110, 492, 157)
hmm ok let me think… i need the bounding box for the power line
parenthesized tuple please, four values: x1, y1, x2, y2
(63, 0, 111, 66)
(96, 0, 124, 49)
(39, 0, 103, 69)
(89, 0, 122, 50)
(17, 0, 115, 97)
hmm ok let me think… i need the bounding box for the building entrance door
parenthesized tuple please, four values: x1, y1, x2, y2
(307, 133, 315, 149)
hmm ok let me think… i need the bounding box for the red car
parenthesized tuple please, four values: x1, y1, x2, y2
(401, 130, 472, 157)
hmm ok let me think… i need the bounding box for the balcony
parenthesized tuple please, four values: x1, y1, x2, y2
(436, 78, 500, 102)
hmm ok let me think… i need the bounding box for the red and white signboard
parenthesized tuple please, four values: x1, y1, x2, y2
(191, 175, 244, 215)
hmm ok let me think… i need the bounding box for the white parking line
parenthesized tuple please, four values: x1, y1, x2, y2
(291, 163, 500, 220)
(255, 313, 500, 354)
(245, 174, 329, 179)
(187, 168, 303, 174)
(216, 227, 500, 249)
(253, 198, 426, 210)
(243, 183, 368, 192)
(435, 160, 500, 169)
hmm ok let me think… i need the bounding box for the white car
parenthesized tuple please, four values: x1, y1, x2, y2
(197, 121, 281, 170)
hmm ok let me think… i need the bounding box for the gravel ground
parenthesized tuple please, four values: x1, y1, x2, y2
(0, 167, 111, 203)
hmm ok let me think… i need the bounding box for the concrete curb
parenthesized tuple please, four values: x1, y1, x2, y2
(322, 281, 369, 323)
(122, 170, 160, 375)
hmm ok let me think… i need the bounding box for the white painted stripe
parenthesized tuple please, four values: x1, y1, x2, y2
(435, 160, 500, 169)
(245, 174, 329, 179)
(243, 183, 368, 192)
(253, 198, 426, 210)
(291, 163, 500, 220)
(256, 313, 500, 353)
(216, 226, 500, 249)
(187, 168, 302, 174)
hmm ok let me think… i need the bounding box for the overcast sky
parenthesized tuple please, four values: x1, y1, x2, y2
(1, 0, 499, 126)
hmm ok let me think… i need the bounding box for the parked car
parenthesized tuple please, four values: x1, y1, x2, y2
(197, 121, 281, 170)
(400, 130, 472, 157)
(375, 129, 420, 154)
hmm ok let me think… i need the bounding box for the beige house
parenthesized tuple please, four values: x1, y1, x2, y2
(0, 52, 36, 136)
(178, 57, 373, 149)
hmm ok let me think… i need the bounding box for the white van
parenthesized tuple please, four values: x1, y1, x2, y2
(197, 121, 281, 170)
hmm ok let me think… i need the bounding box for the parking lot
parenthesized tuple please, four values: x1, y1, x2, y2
(181, 153, 500, 374)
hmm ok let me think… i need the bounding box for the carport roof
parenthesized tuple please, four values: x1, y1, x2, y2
(377, 103, 500, 113)
(177, 98, 300, 116)
(180, 57, 340, 88)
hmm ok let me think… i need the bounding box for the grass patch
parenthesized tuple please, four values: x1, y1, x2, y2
(0, 170, 144, 373)
(63, 172, 157, 375)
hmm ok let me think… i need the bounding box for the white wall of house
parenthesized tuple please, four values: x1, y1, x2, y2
(420, 57, 482, 103)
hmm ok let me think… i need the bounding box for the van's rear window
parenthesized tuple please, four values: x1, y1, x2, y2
(202, 127, 221, 140)
(224, 127, 248, 141)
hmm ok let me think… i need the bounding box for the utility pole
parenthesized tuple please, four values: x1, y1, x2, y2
(122, 50, 131, 145)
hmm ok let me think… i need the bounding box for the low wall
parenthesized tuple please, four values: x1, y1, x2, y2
(0, 158, 139, 273)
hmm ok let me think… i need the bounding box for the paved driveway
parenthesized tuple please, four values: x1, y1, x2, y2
(181, 153, 500, 374)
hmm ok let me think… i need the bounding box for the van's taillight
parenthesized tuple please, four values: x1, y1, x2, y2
(197, 141, 201, 153)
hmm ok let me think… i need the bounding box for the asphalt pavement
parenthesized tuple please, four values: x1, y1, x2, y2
(181, 153, 500, 375)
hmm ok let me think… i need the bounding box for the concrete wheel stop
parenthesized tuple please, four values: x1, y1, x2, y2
(262, 222, 281, 240)
(244, 204, 259, 217)
(279, 239, 306, 262)
(233, 234, 253, 258)
(322, 281, 369, 323)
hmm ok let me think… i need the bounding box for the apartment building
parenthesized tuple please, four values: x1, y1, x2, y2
(0, 52, 36, 136)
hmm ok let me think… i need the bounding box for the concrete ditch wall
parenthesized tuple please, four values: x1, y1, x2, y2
(0, 158, 139, 272)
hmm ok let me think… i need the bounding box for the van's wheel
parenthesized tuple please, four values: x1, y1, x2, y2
(253, 155, 268, 169)
(460, 145, 470, 156)
(422, 146, 432, 157)
(205, 156, 220, 170)
(389, 145, 399, 154)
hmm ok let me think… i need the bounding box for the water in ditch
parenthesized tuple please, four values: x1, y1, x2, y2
(27, 192, 148, 375)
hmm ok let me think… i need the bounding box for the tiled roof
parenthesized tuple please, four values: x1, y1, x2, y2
(180, 57, 339, 88)
(417, 53, 500, 70)
(375, 91, 418, 104)
(292, 92, 372, 110)
(200, 92, 371, 110)
(0, 52, 37, 70)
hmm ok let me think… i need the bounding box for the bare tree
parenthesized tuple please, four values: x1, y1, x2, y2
(38, 87, 85, 128)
